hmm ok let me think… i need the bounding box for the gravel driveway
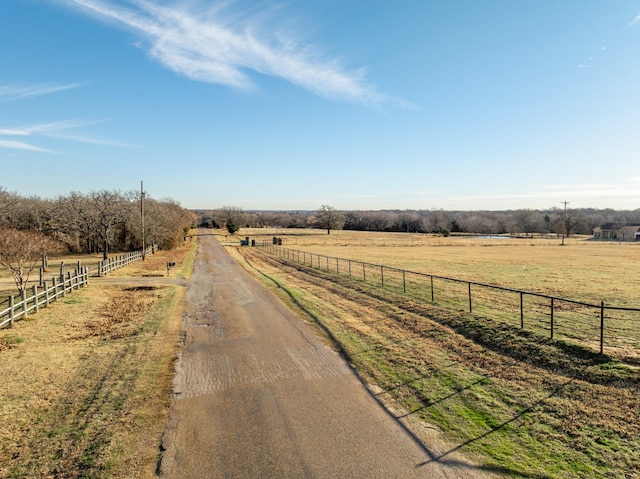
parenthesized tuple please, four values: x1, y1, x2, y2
(157, 234, 485, 478)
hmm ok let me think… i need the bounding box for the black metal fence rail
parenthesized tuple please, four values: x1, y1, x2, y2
(256, 243, 640, 357)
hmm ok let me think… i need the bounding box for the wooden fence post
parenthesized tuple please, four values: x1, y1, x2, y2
(468, 283, 472, 313)
(59, 262, 64, 282)
(21, 289, 27, 316)
(9, 295, 14, 327)
(33, 285, 39, 313)
(52, 277, 58, 299)
(44, 281, 49, 306)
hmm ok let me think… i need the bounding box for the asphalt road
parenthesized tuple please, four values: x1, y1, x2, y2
(158, 235, 485, 478)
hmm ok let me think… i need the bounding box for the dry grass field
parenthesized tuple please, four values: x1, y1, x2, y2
(3, 227, 637, 477)
(233, 227, 640, 361)
(0, 241, 195, 478)
(223, 227, 640, 479)
(236, 228, 640, 307)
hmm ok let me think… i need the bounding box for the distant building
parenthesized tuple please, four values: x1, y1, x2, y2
(592, 223, 640, 242)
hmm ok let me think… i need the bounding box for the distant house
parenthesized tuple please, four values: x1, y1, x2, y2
(592, 223, 640, 242)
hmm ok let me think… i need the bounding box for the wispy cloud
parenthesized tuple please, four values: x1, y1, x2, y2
(0, 118, 132, 152)
(2, 119, 101, 136)
(0, 85, 97, 153)
(629, 13, 640, 28)
(0, 140, 57, 153)
(0, 82, 85, 102)
(65, 0, 409, 107)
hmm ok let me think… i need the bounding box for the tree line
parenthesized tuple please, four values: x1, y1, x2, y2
(0, 186, 196, 257)
(197, 205, 640, 236)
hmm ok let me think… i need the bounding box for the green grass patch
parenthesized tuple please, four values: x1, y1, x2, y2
(63, 295, 86, 304)
(178, 240, 197, 280)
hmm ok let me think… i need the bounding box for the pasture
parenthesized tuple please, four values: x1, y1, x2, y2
(236, 228, 640, 360)
(239, 228, 640, 308)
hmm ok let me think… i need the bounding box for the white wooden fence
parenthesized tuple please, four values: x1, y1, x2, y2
(0, 267, 89, 329)
(0, 245, 156, 329)
(90, 245, 155, 277)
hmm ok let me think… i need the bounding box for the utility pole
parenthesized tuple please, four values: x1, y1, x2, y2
(561, 201, 569, 246)
(141, 180, 146, 260)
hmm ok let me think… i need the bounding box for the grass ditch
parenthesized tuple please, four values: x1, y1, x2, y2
(230, 245, 640, 479)
(0, 241, 194, 478)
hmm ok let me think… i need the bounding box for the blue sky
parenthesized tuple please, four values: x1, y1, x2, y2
(1, 0, 639, 211)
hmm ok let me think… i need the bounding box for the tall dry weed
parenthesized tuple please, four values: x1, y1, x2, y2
(82, 287, 158, 339)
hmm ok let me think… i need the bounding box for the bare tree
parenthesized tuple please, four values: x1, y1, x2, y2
(1, 193, 55, 234)
(397, 211, 425, 233)
(316, 205, 344, 234)
(512, 209, 545, 236)
(217, 206, 245, 234)
(564, 208, 584, 238)
(88, 190, 129, 260)
(52, 192, 100, 253)
(138, 198, 196, 249)
(0, 228, 64, 294)
(0, 186, 20, 226)
(426, 209, 449, 233)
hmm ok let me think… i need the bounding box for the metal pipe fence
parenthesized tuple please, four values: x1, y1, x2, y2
(256, 243, 640, 357)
